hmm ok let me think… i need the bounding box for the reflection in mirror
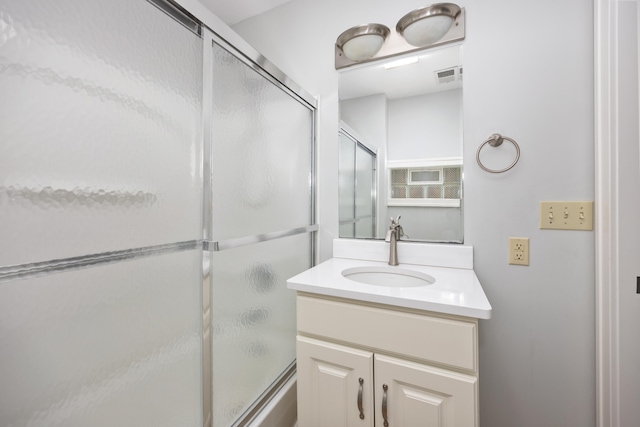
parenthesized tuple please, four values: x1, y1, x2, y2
(339, 125, 377, 239)
(339, 44, 463, 242)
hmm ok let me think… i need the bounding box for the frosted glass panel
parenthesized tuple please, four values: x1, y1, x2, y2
(355, 145, 375, 238)
(340, 222, 355, 238)
(0, 0, 203, 265)
(210, 234, 311, 426)
(339, 132, 356, 224)
(0, 250, 203, 427)
(210, 43, 313, 241)
(356, 217, 374, 238)
(339, 131, 376, 238)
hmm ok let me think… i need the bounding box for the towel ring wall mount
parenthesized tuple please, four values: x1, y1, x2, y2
(476, 133, 520, 173)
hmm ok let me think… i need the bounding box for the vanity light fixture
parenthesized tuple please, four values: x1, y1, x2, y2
(335, 3, 465, 70)
(336, 23, 391, 61)
(396, 3, 461, 47)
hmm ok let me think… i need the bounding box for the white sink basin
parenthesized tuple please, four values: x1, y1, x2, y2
(341, 266, 436, 287)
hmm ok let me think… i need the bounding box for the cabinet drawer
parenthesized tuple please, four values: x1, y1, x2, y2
(297, 294, 477, 372)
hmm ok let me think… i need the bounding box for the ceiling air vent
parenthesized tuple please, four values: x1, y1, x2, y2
(435, 66, 459, 84)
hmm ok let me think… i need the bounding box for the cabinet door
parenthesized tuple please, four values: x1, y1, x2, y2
(374, 354, 477, 427)
(297, 336, 374, 427)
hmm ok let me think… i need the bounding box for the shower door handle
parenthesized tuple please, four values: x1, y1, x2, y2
(357, 377, 365, 419)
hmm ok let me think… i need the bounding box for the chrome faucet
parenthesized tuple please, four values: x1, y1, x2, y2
(385, 216, 404, 266)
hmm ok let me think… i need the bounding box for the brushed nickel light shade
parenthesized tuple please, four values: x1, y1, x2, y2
(336, 23, 391, 61)
(334, 3, 464, 69)
(396, 3, 461, 47)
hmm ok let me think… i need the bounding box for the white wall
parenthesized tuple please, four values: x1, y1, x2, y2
(341, 94, 388, 153)
(388, 90, 464, 241)
(388, 89, 463, 160)
(233, 1, 595, 426)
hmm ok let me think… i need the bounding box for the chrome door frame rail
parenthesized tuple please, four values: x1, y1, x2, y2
(231, 361, 297, 427)
(147, 0, 201, 36)
(0, 240, 200, 284)
(200, 26, 215, 427)
(204, 225, 319, 252)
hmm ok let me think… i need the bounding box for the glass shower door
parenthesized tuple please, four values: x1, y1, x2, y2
(339, 131, 357, 238)
(355, 143, 377, 238)
(339, 129, 377, 239)
(207, 41, 315, 427)
(0, 0, 204, 426)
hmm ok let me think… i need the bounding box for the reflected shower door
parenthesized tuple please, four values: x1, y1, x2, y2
(355, 143, 376, 238)
(339, 129, 376, 239)
(339, 131, 357, 238)
(208, 42, 315, 426)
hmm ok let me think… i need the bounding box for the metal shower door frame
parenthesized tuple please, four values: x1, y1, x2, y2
(199, 25, 318, 427)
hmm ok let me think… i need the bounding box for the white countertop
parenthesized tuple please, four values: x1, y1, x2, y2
(287, 258, 492, 319)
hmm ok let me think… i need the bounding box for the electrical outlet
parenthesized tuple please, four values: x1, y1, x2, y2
(508, 237, 529, 266)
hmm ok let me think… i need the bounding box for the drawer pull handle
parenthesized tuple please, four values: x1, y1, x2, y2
(357, 377, 365, 419)
(382, 384, 389, 427)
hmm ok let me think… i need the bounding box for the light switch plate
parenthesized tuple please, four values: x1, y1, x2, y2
(539, 201, 593, 230)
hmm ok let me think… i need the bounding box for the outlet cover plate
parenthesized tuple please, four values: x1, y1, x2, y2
(539, 201, 593, 230)
(508, 237, 529, 266)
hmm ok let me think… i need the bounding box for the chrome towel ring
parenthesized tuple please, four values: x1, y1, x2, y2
(476, 133, 520, 173)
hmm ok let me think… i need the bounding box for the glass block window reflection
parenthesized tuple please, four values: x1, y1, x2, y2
(389, 166, 462, 207)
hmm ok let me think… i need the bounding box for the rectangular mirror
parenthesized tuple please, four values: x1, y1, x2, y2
(338, 44, 463, 243)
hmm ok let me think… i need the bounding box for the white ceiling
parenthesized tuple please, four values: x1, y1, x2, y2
(198, 0, 295, 25)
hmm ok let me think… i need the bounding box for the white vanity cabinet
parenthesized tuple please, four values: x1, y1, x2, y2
(295, 293, 479, 427)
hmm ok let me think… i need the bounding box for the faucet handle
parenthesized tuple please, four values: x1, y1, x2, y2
(386, 216, 404, 242)
(389, 215, 401, 228)
(393, 217, 407, 240)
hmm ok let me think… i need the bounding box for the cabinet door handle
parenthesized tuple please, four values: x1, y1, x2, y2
(382, 384, 389, 427)
(357, 377, 365, 419)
